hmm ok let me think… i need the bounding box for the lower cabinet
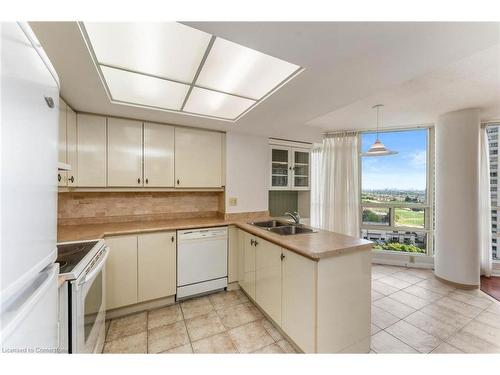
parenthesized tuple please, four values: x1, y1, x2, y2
(237, 229, 318, 353)
(238, 230, 256, 299)
(137, 232, 176, 303)
(105, 231, 176, 310)
(281, 248, 316, 353)
(105, 235, 138, 310)
(255, 239, 282, 326)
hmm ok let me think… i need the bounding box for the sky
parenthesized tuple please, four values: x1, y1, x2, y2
(361, 129, 427, 191)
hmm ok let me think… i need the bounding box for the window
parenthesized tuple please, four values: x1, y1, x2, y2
(360, 128, 433, 255)
(486, 123, 500, 261)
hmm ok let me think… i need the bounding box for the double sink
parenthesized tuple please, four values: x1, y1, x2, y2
(250, 219, 317, 236)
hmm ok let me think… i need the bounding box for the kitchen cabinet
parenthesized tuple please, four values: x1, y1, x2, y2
(269, 142, 311, 191)
(137, 231, 176, 303)
(58, 99, 67, 186)
(105, 235, 138, 310)
(174, 127, 222, 188)
(282, 248, 316, 353)
(143, 122, 175, 187)
(238, 230, 256, 299)
(105, 231, 177, 310)
(227, 226, 239, 283)
(107, 118, 143, 187)
(77, 114, 107, 187)
(255, 239, 282, 325)
(66, 106, 77, 187)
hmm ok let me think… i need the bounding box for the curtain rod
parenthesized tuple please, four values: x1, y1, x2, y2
(324, 130, 358, 138)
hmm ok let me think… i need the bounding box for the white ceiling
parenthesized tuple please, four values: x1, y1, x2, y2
(30, 22, 500, 142)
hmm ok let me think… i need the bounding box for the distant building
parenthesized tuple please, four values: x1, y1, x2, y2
(487, 125, 499, 260)
(361, 229, 426, 252)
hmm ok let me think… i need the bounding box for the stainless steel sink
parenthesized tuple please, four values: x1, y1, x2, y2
(268, 225, 316, 235)
(250, 220, 317, 236)
(250, 220, 292, 228)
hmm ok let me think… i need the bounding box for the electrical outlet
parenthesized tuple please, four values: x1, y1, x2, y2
(229, 197, 237, 206)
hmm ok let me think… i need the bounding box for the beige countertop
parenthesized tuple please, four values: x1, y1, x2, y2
(58, 217, 372, 261)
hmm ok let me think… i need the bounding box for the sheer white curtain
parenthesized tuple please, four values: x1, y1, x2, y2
(480, 126, 492, 277)
(310, 132, 360, 237)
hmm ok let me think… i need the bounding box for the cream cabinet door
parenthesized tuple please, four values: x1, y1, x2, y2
(105, 235, 138, 310)
(227, 226, 239, 283)
(282, 249, 316, 353)
(66, 106, 77, 186)
(137, 231, 176, 303)
(77, 114, 107, 187)
(255, 239, 282, 325)
(58, 99, 67, 186)
(107, 118, 143, 187)
(239, 231, 256, 299)
(143, 122, 174, 187)
(174, 127, 222, 188)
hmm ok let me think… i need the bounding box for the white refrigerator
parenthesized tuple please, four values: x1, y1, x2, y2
(1, 22, 61, 353)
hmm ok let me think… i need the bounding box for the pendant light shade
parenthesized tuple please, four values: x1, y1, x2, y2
(361, 104, 398, 157)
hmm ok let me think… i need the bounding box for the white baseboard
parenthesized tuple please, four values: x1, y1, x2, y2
(371, 251, 434, 269)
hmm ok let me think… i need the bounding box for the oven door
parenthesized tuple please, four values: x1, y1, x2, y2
(71, 248, 108, 353)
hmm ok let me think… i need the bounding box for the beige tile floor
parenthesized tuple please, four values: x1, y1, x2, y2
(371, 264, 500, 354)
(103, 286, 297, 354)
(103, 265, 500, 354)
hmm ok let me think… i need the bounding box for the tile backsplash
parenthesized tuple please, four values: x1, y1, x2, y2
(58, 191, 224, 225)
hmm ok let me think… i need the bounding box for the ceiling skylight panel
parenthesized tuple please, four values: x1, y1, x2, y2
(101, 66, 190, 110)
(84, 22, 211, 83)
(195, 37, 301, 100)
(184, 87, 256, 120)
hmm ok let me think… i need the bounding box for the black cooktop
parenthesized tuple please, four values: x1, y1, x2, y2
(56, 241, 98, 274)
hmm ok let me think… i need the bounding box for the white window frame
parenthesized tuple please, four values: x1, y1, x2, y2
(358, 125, 435, 257)
(485, 121, 500, 264)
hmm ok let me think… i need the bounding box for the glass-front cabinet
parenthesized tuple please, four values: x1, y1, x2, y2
(270, 141, 311, 190)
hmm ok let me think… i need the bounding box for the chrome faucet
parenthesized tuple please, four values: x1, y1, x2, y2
(284, 211, 301, 224)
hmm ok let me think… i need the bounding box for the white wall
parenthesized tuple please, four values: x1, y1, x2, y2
(225, 132, 269, 213)
(434, 108, 480, 286)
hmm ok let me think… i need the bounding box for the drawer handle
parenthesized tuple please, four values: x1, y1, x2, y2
(281, 253, 285, 261)
(145, 178, 149, 184)
(137, 178, 141, 184)
(57, 173, 61, 182)
(177, 179, 180, 185)
(69, 176, 74, 183)
(171, 236, 174, 243)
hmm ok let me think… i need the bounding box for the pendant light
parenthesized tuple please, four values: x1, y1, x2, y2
(361, 104, 398, 157)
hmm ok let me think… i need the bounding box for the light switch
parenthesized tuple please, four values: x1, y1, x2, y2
(229, 197, 237, 206)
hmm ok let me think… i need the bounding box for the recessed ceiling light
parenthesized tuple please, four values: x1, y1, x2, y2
(84, 22, 211, 83)
(195, 37, 301, 100)
(80, 22, 302, 121)
(101, 66, 190, 110)
(184, 87, 256, 120)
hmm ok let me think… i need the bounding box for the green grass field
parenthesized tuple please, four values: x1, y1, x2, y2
(395, 208, 424, 228)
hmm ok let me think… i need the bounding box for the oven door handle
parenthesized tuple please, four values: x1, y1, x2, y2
(79, 247, 109, 286)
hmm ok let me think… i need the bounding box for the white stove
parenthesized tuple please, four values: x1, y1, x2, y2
(57, 239, 108, 353)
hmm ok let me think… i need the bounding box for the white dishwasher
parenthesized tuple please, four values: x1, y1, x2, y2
(177, 226, 228, 299)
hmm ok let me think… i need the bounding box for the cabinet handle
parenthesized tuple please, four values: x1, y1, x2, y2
(250, 239, 255, 246)
(177, 179, 180, 185)
(69, 176, 74, 183)
(171, 236, 174, 243)
(281, 253, 285, 261)
(145, 178, 149, 184)
(254, 240, 258, 247)
(57, 173, 61, 182)
(44, 96, 54, 108)
(137, 178, 141, 184)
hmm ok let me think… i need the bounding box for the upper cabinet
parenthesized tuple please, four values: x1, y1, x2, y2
(58, 99, 67, 187)
(58, 112, 224, 190)
(143, 123, 175, 187)
(107, 118, 143, 187)
(175, 127, 222, 188)
(77, 114, 107, 187)
(66, 106, 77, 187)
(269, 140, 311, 191)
